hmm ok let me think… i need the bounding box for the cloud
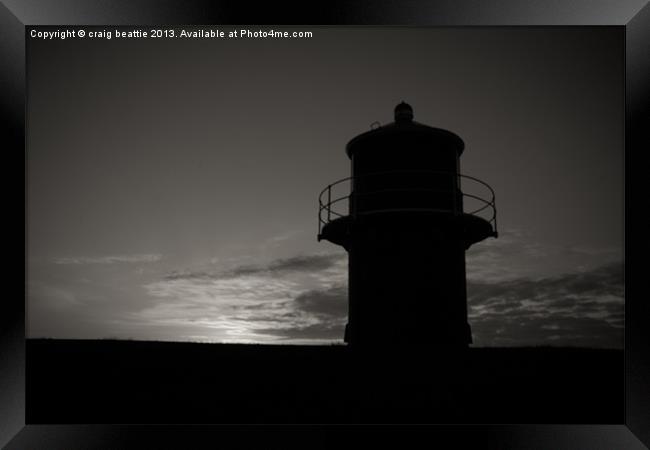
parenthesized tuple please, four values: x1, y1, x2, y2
(134, 255, 348, 343)
(259, 229, 306, 252)
(230, 284, 349, 341)
(292, 285, 348, 317)
(467, 261, 624, 348)
(465, 229, 623, 283)
(54, 254, 163, 265)
(31, 239, 623, 348)
(255, 322, 346, 341)
(225, 253, 341, 278)
(31, 250, 349, 343)
(267, 253, 345, 273)
(163, 252, 346, 281)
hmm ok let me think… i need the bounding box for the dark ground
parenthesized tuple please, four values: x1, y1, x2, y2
(26, 339, 623, 424)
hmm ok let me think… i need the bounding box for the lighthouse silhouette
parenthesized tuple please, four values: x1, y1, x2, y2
(318, 102, 498, 349)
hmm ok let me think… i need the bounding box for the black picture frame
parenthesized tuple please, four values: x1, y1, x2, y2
(4, 0, 648, 448)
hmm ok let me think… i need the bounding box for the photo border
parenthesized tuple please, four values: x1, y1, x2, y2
(3, 0, 647, 447)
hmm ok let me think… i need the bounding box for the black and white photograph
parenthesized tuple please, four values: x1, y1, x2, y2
(25, 25, 624, 423)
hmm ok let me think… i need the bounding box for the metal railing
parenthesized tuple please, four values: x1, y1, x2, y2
(318, 169, 498, 238)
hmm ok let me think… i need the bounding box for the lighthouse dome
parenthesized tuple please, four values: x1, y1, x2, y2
(345, 102, 465, 159)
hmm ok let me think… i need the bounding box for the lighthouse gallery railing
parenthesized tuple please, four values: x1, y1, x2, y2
(318, 170, 498, 238)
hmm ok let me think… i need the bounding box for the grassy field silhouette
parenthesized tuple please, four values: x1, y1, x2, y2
(27, 338, 621, 424)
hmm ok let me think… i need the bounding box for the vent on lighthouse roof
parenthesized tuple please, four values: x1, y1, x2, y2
(394, 101, 414, 123)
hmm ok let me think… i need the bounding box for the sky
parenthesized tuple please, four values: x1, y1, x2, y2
(26, 26, 624, 347)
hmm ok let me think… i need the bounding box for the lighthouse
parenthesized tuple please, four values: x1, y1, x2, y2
(318, 102, 497, 348)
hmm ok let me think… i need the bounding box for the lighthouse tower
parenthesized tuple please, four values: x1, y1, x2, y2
(318, 102, 497, 348)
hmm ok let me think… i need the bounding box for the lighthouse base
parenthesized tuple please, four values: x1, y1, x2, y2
(340, 212, 476, 349)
